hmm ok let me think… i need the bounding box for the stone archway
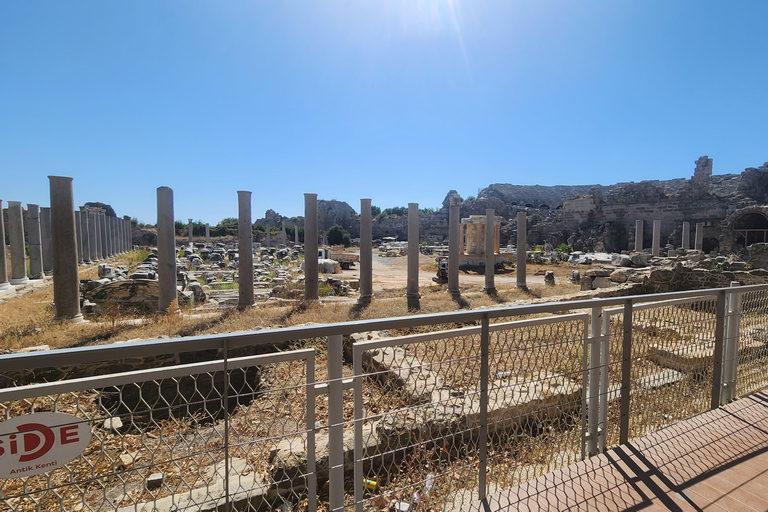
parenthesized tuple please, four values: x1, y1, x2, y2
(733, 211, 768, 246)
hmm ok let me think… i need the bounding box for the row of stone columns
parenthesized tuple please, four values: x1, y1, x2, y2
(0, 186, 135, 306)
(299, 194, 518, 309)
(635, 219, 706, 254)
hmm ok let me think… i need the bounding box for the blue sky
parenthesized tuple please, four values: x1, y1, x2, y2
(2, 1, 767, 224)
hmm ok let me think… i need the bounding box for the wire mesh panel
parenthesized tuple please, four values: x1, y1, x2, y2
(601, 308, 628, 451)
(626, 297, 717, 439)
(352, 314, 588, 512)
(484, 314, 587, 508)
(0, 350, 315, 512)
(735, 288, 768, 397)
(353, 326, 483, 512)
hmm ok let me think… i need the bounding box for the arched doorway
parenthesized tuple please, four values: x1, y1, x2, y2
(733, 212, 768, 246)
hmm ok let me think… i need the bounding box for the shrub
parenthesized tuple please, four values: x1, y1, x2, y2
(327, 225, 351, 247)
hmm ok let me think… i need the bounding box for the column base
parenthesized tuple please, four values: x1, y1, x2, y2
(406, 293, 420, 311)
(10, 276, 29, 285)
(448, 288, 461, 299)
(29, 273, 45, 280)
(53, 313, 86, 324)
(484, 286, 497, 296)
(0, 282, 16, 296)
(357, 294, 372, 306)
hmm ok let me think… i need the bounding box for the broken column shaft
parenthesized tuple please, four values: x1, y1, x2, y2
(516, 212, 527, 289)
(304, 193, 319, 302)
(407, 202, 420, 310)
(358, 198, 373, 305)
(448, 196, 461, 298)
(157, 187, 177, 313)
(484, 209, 496, 295)
(48, 176, 83, 322)
(8, 201, 28, 285)
(27, 204, 44, 279)
(238, 191, 254, 308)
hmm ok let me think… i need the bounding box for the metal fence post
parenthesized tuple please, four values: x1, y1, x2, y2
(353, 343, 364, 512)
(223, 339, 231, 512)
(307, 353, 318, 512)
(599, 312, 610, 453)
(328, 334, 345, 512)
(478, 314, 490, 501)
(587, 307, 601, 456)
(723, 282, 742, 403)
(619, 300, 632, 445)
(711, 290, 727, 410)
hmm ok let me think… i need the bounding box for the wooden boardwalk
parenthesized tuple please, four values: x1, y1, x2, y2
(463, 390, 768, 511)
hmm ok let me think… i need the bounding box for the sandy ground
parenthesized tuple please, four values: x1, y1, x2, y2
(332, 251, 577, 292)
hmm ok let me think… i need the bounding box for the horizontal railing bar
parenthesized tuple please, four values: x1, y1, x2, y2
(0, 349, 314, 402)
(1, 284, 765, 373)
(604, 295, 710, 315)
(354, 312, 588, 352)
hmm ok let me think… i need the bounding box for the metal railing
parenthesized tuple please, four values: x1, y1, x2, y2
(1, 283, 767, 511)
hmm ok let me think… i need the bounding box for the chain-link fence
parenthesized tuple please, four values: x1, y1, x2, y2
(1, 284, 767, 511)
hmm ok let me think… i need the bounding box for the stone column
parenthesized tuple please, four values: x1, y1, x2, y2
(634, 219, 643, 252)
(205, 223, 210, 247)
(407, 202, 420, 310)
(652, 220, 661, 257)
(682, 222, 691, 250)
(304, 194, 319, 301)
(516, 212, 527, 289)
(358, 198, 373, 305)
(448, 196, 461, 298)
(48, 176, 83, 322)
(27, 204, 44, 279)
(484, 209, 496, 295)
(111, 216, 118, 255)
(8, 201, 28, 285)
(0, 200, 14, 295)
(237, 191, 254, 308)
(266, 225, 271, 249)
(157, 187, 177, 313)
(124, 215, 132, 252)
(281, 223, 287, 244)
(117, 216, 124, 254)
(188, 219, 193, 247)
(99, 210, 108, 260)
(104, 216, 111, 258)
(74, 210, 84, 263)
(106, 216, 113, 257)
(112, 216, 118, 255)
(41, 207, 53, 274)
(695, 222, 704, 251)
(88, 210, 99, 261)
(294, 224, 299, 245)
(79, 207, 91, 263)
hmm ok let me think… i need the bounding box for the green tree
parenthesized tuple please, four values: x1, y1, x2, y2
(210, 218, 238, 237)
(327, 225, 351, 247)
(371, 205, 381, 217)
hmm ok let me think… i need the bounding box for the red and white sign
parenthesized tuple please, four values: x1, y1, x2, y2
(0, 412, 92, 478)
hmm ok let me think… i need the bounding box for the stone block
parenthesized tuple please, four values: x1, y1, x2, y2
(630, 253, 649, 267)
(592, 277, 614, 288)
(611, 254, 632, 267)
(610, 269, 629, 283)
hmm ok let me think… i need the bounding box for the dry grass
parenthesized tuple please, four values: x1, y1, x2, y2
(0, 263, 580, 352)
(11, 254, 758, 511)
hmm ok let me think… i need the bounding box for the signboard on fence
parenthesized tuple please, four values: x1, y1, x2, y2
(0, 412, 92, 478)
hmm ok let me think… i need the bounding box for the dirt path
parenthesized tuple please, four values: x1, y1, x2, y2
(332, 252, 578, 291)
